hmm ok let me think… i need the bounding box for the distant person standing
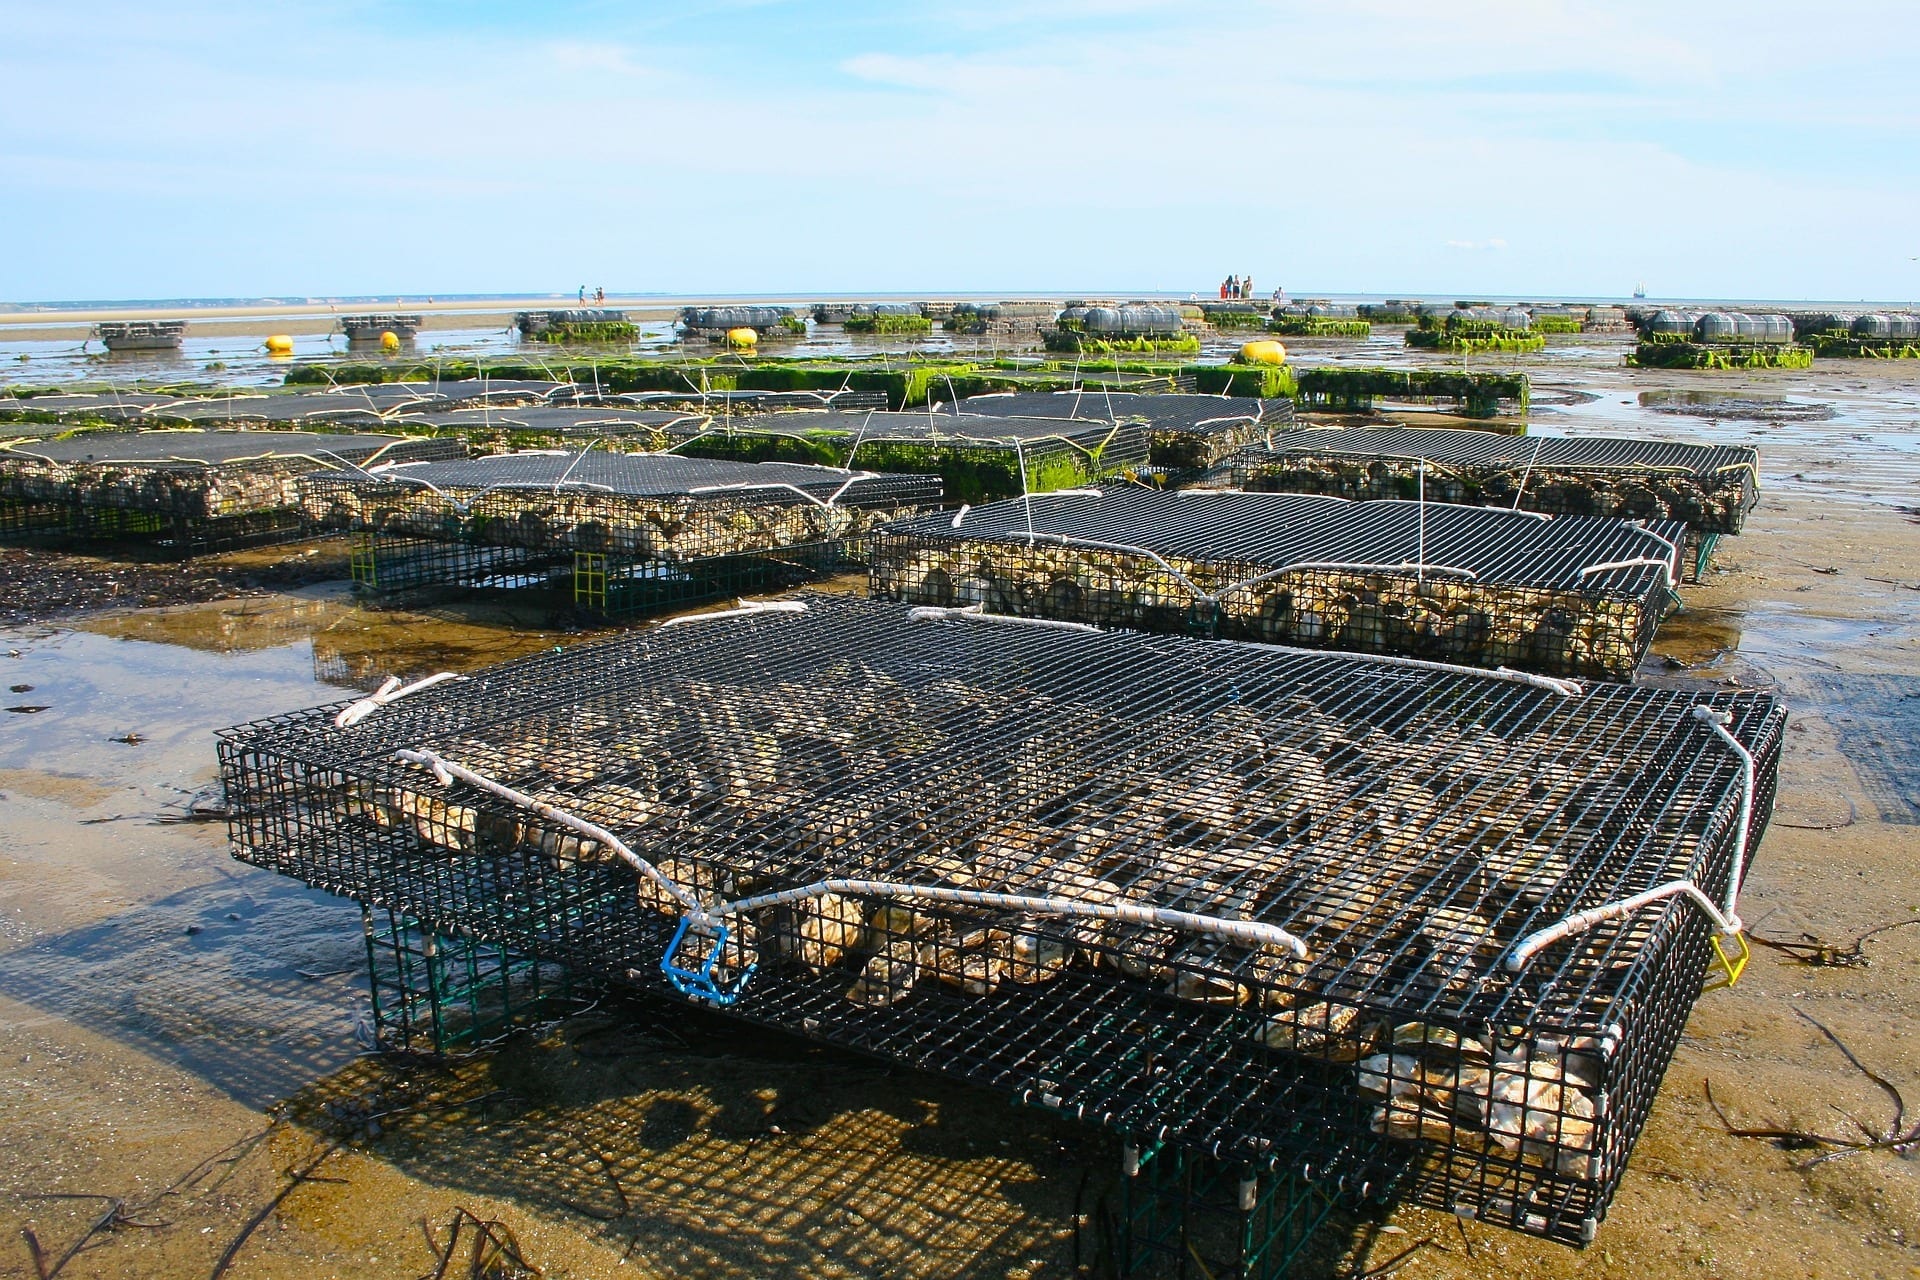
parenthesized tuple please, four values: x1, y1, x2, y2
(1243, 274, 1253, 300)
(578, 285, 587, 303)
(595, 286, 605, 304)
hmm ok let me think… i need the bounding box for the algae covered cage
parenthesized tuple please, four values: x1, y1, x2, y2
(300, 451, 941, 614)
(869, 488, 1683, 680)
(219, 595, 1782, 1247)
(0, 428, 461, 551)
(666, 408, 1152, 503)
(939, 390, 1295, 472)
(1230, 428, 1760, 579)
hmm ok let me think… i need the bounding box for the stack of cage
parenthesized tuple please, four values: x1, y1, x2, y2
(300, 452, 941, 616)
(219, 594, 1784, 1251)
(1229, 428, 1759, 580)
(938, 390, 1294, 473)
(664, 408, 1151, 503)
(338, 314, 423, 342)
(869, 489, 1683, 680)
(391, 406, 709, 454)
(678, 306, 805, 341)
(0, 429, 461, 551)
(944, 301, 1057, 341)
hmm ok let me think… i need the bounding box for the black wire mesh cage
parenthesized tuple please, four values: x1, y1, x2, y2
(665, 409, 1153, 504)
(0, 390, 176, 425)
(219, 595, 1783, 1247)
(1228, 429, 1760, 580)
(394, 406, 710, 451)
(0, 429, 462, 551)
(939, 392, 1296, 473)
(868, 489, 1684, 681)
(303, 451, 942, 557)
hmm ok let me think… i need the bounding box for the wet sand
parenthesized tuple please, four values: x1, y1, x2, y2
(0, 345, 1917, 1277)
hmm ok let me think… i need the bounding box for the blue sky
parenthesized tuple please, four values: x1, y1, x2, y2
(4, 0, 1917, 302)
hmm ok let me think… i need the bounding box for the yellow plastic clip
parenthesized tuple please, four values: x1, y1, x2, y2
(1703, 930, 1750, 992)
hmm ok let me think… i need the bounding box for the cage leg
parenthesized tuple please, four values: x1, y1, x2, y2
(575, 551, 608, 611)
(349, 532, 378, 587)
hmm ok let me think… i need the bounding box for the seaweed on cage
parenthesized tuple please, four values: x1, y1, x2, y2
(218, 594, 1784, 1247)
(938, 391, 1297, 472)
(868, 488, 1684, 681)
(660, 409, 1153, 503)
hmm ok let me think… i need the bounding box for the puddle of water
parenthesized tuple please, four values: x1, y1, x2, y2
(0, 593, 571, 1106)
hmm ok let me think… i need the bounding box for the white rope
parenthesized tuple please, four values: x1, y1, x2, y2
(1506, 705, 1754, 971)
(333, 672, 467, 728)
(906, 602, 1581, 693)
(711, 880, 1309, 958)
(654, 599, 809, 630)
(906, 603, 1104, 634)
(392, 748, 702, 912)
(1579, 557, 1677, 590)
(389, 747, 1309, 961)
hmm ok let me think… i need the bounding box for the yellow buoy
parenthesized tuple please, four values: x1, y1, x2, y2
(726, 327, 758, 348)
(264, 334, 294, 355)
(1238, 339, 1287, 366)
(380, 331, 401, 352)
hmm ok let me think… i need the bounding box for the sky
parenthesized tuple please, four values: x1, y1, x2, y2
(3, 0, 1917, 303)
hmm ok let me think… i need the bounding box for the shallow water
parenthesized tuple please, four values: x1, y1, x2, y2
(0, 595, 569, 1109)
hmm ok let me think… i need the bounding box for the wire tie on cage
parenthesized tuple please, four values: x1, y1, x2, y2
(1506, 706, 1754, 981)
(333, 672, 468, 729)
(654, 599, 809, 630)
(906, 603, 1105, 635)
(1578, 557, 1678, 591)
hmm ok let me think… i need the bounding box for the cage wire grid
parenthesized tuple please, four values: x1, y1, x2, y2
(302, 451, 942, 557)
(869, 489, 1683, 682)
(219, 595, 1783, 1245)
(1228, 429, 1759, 551)
(0, 430, 461, 551)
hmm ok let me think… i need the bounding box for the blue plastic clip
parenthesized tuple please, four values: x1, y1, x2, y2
(660, 917, 758, 1005)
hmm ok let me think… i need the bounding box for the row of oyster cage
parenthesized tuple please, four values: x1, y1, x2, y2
(217, 594, 1783, 1244)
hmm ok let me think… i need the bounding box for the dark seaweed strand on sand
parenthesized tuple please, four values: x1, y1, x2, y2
(868, 488, 1682, 681)
(218, 593, 1784, 1248)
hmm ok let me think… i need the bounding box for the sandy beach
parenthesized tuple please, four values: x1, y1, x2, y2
(0, 340, 1913, 1278)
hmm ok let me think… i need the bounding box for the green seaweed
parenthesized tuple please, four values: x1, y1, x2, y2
(1267, 317, 1372, 338)
(1628, 340, 1814, 370)
(842, 314, 934, 335)
(1294, 367, 1528, 418)
(1042, 331, 1201, 356)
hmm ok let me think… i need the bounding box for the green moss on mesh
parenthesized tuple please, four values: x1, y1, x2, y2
(1043, 331, 1201, 356)
(528, 321, 638, 344)
(842, 314, 934, 335)
(1294, 368, 1528, 418)
(1530, 316, 1584, 334)
(1806, 336, 1920, 359)
(1628, 341, 1813, 370)
(1268, 317, 1372, 338)
(1187, 363, 1299, 400)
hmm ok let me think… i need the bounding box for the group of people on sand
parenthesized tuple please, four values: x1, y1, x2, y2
(1220, 274, 1255, 300)
(577, 285, 605, 304)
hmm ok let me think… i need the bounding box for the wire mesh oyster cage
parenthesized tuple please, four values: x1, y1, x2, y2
(0, 429, 462, 551)
(936, 391, 1295, 473)
(218, 595, 1782, 1247)
(869, 489, 1684, 681)
(300, 452, 942, 616)
(664, 409, 1152, 504)
(1230, 429, 1760, 580)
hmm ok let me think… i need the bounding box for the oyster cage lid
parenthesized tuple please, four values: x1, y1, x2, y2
(877, 488, 1685, 595)
(1237, 427, 1758, 480)
(0, 429, 443, 468)
(223, 592, 1780, 1041)
(348, 450, 943, 504)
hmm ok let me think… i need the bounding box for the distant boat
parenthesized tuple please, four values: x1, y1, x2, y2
(1632, 283, 1648, 300)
